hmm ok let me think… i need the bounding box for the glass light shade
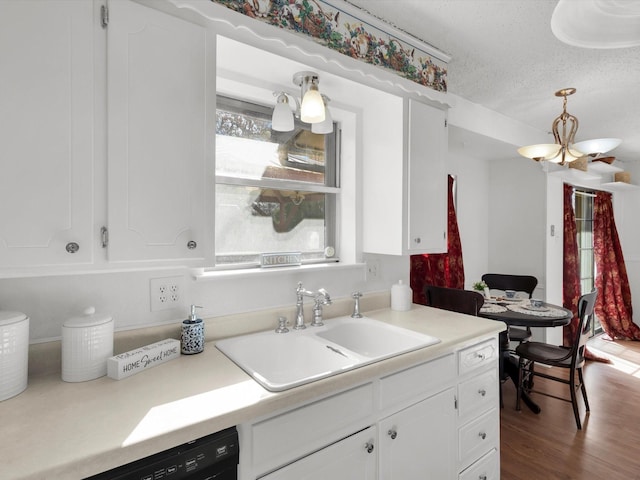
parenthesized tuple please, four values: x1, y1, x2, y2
(272, 94, 294, 132)
(572, 138, 622, 157)
(300, 86, 325, 124)
(548, 148, 583, 164)
(517, 144, 561, 161)
(311, 103, 333, 134)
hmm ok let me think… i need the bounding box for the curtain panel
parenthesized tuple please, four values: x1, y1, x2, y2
(563, 184, 610, 362)
(593, 191, 640, 340)
(410, 175, 464, 304)
(562, 183, 582, 347)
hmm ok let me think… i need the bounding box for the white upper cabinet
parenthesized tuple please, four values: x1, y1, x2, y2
(363, 97, 447, 255)
(0, 0, 95, 267)
(106, 0, 213, 263)
(407, 99, 447, 253)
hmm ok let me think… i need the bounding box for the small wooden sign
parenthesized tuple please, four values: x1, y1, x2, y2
(261, 252, 302, 268)
(107, 338, 180, 380)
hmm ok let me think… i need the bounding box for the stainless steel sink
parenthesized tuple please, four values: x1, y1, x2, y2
(216, 316, 440, 391)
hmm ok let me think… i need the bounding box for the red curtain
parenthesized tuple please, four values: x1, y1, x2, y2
(563, 184, 610, 362)
(410, 175, 464, 304)
(593, 191, 640, 340)
(562, 183, 582, 347)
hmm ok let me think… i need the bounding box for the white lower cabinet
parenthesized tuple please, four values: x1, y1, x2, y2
(379, 388, 456, 479)
(260, 427, 377, 480)
(239, 337, 500, 480)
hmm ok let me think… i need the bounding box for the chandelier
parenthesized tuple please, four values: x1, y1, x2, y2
(517, 88, 621, 166)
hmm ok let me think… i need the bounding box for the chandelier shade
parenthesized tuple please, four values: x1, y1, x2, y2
(518, 88, 621, 166)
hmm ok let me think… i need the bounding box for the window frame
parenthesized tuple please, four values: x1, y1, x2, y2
(214, 95, 340, 269)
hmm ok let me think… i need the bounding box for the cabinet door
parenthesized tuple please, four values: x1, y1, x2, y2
(107, 0, 212, 262)
(379, 387, 456, 479)
(0, 0, 94, 267)
(261, 427, 377, 480)
(407, 99, 447, 253)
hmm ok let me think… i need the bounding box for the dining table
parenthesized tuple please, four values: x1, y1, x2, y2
(477, 296, 573, 413)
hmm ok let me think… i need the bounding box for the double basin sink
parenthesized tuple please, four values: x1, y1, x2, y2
(216, 316, 440, 391)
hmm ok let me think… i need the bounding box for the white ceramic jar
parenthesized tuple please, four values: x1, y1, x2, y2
(62, 307, 113, 382)
(0, 311, 29, 401)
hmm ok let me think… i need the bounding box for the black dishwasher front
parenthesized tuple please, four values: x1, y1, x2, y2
(85, 426, 238, 480)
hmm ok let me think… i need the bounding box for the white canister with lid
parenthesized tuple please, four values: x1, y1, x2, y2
(62, 307, 113, 382)
(391, 280, 413, 311)
(0, 311, 29, 402)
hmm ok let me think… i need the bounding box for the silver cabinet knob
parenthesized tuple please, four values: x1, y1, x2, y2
(364, 442, 374, 453)
(478, 388, 487, 397)
(187, 240, 197, 250)
(414, 237, 421, 244)
(387, 429, 398, 440)
(65, 242, 79, 254)
(478, 431, 487, 440)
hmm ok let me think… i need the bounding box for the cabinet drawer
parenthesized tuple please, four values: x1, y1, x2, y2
(379, 354, 455, 410)
(458, 369, 498, 421)
(458, 409, 499, 468)
(458, 339, 498, 376)
(250, 383, 374, 475)
(459, 449, 499, 480)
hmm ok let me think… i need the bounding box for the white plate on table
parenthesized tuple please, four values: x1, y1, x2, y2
(522, 304, 550, 312)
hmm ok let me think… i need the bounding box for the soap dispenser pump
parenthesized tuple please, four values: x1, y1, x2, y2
(181, 305, 204, 355)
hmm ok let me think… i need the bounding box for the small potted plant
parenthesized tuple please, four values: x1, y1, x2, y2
(473, 281, 491, 299)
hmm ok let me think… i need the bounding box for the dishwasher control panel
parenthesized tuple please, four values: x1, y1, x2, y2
(85, 426, 239, 480)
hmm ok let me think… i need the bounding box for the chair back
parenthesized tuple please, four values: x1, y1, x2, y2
(424, 285, 485, 316)
(481, 273, 538, 298)
(572, 289, 598, 368)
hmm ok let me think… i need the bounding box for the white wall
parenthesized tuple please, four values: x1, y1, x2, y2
(487, 158, 547, 297)
(447, 140, 490, 288)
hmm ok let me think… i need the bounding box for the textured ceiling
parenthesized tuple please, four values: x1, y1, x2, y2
(344, 0, 640, 162)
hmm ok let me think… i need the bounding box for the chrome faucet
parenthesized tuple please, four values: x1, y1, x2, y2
(310, 288, 332, 327)
(295, 282, 316, 329)
(351, 291, 363, 318)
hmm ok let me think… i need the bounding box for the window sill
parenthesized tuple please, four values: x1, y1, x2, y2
(191, 262, 366, 281)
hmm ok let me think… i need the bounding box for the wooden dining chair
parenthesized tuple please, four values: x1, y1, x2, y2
(515, 289, 597, 430)
(424, 285, 510, 407)
(423, 285, 485, 316)
(481, 273, 538, 343)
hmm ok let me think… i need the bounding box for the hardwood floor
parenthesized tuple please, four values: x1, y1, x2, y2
(500, 336, 640, 480)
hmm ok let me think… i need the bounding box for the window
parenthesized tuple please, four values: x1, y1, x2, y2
(215, 96, 339, 268)
(574, 189, 601, 335)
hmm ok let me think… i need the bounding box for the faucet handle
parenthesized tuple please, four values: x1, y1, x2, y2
(275, 316, 289, 333)
(351, 291, 363, 318)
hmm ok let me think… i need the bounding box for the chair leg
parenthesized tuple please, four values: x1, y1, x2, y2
(578, 368, 590, 412)
(569, 368, 582, 430)
(516, 358, 524, 411)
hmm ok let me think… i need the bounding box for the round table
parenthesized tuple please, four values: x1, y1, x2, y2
(478, 300, 573, 413)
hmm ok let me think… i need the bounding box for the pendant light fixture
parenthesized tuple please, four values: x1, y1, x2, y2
(271, 71, 332, 133)
(517, 88, 620, 166)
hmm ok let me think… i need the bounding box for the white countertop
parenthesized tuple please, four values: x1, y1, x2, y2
(0, 305, 505, 480)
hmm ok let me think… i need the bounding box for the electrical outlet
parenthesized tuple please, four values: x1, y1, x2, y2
(366, 259, 380, 280)
(150, 276, 185, 311)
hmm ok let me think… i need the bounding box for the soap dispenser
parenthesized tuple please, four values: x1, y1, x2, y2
(181, 305, 204, 355)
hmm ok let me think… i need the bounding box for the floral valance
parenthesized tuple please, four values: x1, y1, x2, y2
(211, 0, 448, 93)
